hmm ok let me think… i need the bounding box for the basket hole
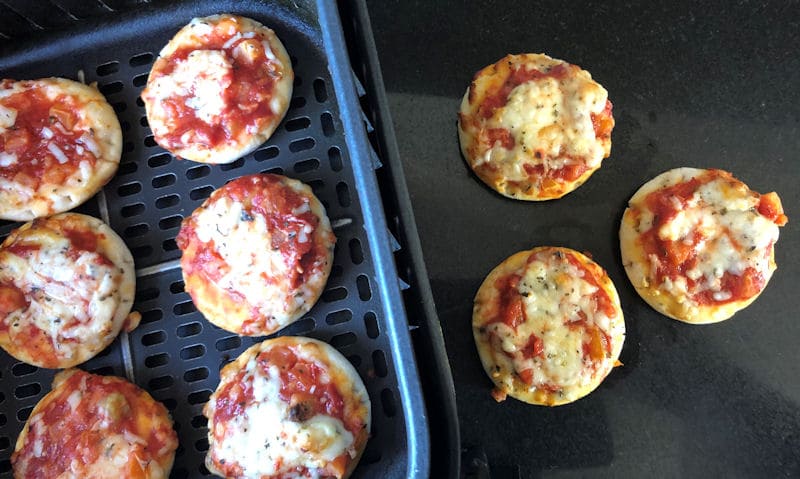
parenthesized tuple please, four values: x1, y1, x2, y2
(112, 102, 127, 113)
(294, 158, 319, 173)
(260, 166, 283, 175)
(0, 437, 9, 450)
(313, 78, 328, 102)
(0, 414, 5, 427)
(191, 414, 206, 428)
(190, 186, 213, 201)
(149, 375, 173, 390)
(216, 336, 241, 352)
(144, 135, 157, 147)
(184, 367, 209, 383)
(381, 388, 397, 417)
(144, 352, 169, 368)
(180, 344, 205, 360)
(364, 312, 379, 338)
(118, 160, 137, 175)
(156, 194, 180, 209)
(96, 61, 119, 76)
(186, 165, 210, 180)
(285, 116, 310, 132)
(220, 157, 245, 171)
(121, 202, 145, 217)
(136, 97, 145, 108)
(372, 350, 388, 377)
(177, 322, 202, 338)
(349, 238, 364, 264)
(195, 437, 209, 452)
(336, 182, 351, 207)
(357, 275, 372, 301)
(100, 81, 123, 96)
(14, 383, 41, 399)
(124, 223, 149, 238)
(141, 309, 163, 325)
(139, 116, 149, 127)
(148, 153, 171, 168)
(173, 301, 196, 315)
(328, 147, 342, 171)
(132, 73, 148, 87)
(289, 137, 315, 153)
(361, 446, 382, 465)
(12, 363, 37, 377)
(141, 330, 166, 346)
(322, 287, 347, 303)
(159, 215, 183, 230)
(330, 332, 357, 349)
(290, 96, 306, 109)
(170, 280, 185, 294)
(132, 245, 153, 258)
(188, 389, 211, 405)
(152, 173, 176, 188)
(326, 309, 352, 325)
(129, 52, 154, 67)
(347, 355, 362, 367)
(17, 406, 33, 422)
(136, 286, 159, 302)
(255, 146, 279, 162)
(163, 238, 178, 251)
(117, 181, 142, 197)
(162, 398, 177, 411)
(321, 112, 335, 137)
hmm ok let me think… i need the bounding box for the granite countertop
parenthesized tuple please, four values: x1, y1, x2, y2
(368, 1, 800, 477)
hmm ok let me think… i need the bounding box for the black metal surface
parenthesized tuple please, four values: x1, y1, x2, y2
(369, 0, 800, 477)
(0, 1, 429, 477)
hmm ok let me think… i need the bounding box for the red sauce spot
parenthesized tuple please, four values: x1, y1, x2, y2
(522, 161, 588, 182)
(62, 228, 113, 267)
(490, 273, 524, 328)
(591, 99, 614, 139)
(757, 192, 788, 226)
(3, 243, 41, 257)
(0, 85, 96, 189)
(478, 63, 570, 119)
(694, 268, 764, 305)
(485, 128, 515, 149)
(521, 335, 544, 359)
(0, 283, 27, 314)
(154, 27, 281, 152)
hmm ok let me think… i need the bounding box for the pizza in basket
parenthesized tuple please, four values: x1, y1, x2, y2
(12, 369, 178, 479)
(0, 78, 122, 221)
(204, 336, 370, 479)
(473, 246, 625, 406)
(0, 213, 137, 368)
(620, 167, 787, 324)
(458, 53, 614, 200)
(176, 173, 334, 336)
(141, 14, 293, 164)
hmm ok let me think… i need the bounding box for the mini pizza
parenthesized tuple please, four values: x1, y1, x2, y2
(0, 77, 122, 221)
(12, 369, 178, 478)
(458, 53, 614, 201)
(473, 246, 625, 406)
(141, 14, 293, 164)
(176, 173, 334, 336)
(0, 213, 137, 368)
(620, 167, 787, 324)
(204, 336, 370, 479)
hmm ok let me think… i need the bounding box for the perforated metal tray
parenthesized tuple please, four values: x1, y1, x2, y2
(0, 1, 429, 477)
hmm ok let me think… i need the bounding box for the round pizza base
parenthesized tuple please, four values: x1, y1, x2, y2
(12, 369, 177, 478)
(473, 246, 625, 406)
(0, 213, 135, 368)
(620, 167, 780, 324)
(0, 78, 122, 221)
(142, 14, 293, 164)
(178, 174, 334, 337)
(458, 53, 614, 201)
(204, 336, 370, 479)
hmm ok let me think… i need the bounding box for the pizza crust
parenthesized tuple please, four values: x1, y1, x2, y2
(473, 246, 625, 406)
(204, 336, 370, 479)
(458, 53, 614, 201)
(142, 14, 293, 164)
(12, 369, 178, 478)
(0, 213, 136, 368)
(620, 167, 785, 324)
(0, 78, 122, 221)
(177, 174, 335, 336)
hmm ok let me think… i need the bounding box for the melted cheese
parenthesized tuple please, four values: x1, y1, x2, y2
(215, 357, 354, 476)
(0, 103, 16, 131)
(0, 151, 17, 167)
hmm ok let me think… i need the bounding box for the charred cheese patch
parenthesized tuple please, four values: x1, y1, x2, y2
(204, 337, 370, 479)
(0, 213, 136, 368)
(620, 167, 787, 324)
(0, 78, 122, 221)
(12, 369, 178, 479)
(458, 53, 614, 201)
(141, 14, 293, 164)
(176, 174, 334, 336)
(473, 246, 625, 406)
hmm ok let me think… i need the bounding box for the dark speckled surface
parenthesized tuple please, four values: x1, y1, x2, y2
(367, 0, 800, 477)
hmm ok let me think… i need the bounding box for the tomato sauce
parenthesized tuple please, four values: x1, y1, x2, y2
(490, 273, 525, 328)
(478, 63, 570, 119)
(522, 161, 588, 182)
(0, 85, 94, 189)
(562, 252, 617, 319)
(591, 99, 614, 139)
(156, 27, 280, 150)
